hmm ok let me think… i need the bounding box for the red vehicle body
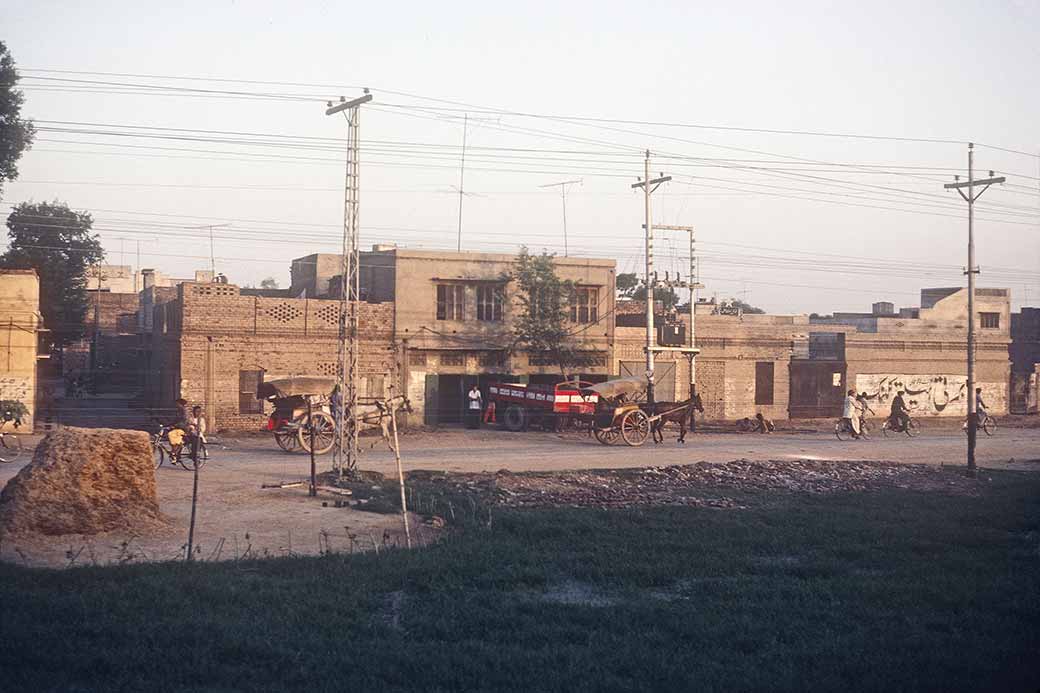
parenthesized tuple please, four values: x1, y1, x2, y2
(487, 381, 599, 431)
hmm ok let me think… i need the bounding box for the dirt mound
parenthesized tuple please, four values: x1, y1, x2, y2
(0, 427, 165, 535)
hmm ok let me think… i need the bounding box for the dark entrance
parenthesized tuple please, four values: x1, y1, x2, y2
(789, 361, 846, 418)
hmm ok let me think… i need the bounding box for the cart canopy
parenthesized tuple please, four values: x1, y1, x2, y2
(257, 376, 337, 400)
(585, 376, 646, 400)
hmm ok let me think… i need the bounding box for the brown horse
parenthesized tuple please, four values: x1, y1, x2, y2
(646, 393, 704, 444)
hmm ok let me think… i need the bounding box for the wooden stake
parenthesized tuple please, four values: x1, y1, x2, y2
(390, 406, 412, 548)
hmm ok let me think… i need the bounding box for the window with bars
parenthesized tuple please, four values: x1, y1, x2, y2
(440, 352, 464, 366)
(239, 370, 264, 414)
(476, 285, 504, 322)
(570, 287, 599, 323)
(436, 284, 465, 320)
(979, 312, 1000, 329)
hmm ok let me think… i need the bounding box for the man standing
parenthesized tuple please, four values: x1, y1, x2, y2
(466, 384, 483, 429)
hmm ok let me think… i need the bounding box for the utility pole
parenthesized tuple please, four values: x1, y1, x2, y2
(326, 91, 373, 478)
(539, 179, 582, 256)
(648, 226, 703, 406)
(944, 142, 1005, 477)
(631, 150, 671, 403)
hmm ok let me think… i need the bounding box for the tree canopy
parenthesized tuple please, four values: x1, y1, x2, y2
(260, 277, 280, 289)
(716, 297, 766, 316)
(616, 272, 680, 310)
(508, 247, 582, 376)
(0, 41, 35, 201)
(1, 201, 105, 348)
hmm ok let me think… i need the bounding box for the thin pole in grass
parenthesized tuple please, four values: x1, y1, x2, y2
(308, 400, 317, 497)
(390, 404, 411, 548)
(186, 454, 200, 561)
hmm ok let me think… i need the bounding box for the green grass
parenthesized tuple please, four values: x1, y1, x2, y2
(1, 472, 1039, 692)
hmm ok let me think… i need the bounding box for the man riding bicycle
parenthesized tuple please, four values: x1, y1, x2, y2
(974, 388, 989, 426)
(889, 390, 910, 432)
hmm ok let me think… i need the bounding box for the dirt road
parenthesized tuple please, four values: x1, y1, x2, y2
(2, 424, 1037, 567)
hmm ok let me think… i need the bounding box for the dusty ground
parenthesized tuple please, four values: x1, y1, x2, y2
(1, 420, 1037, 567)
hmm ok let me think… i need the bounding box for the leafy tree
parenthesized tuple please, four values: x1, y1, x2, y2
(508, 247, 582, 377)
(615, 273, 681, 310)
(260, 277, 279, 290)
(1, 201, 104, 348)
(0, 42, 35, 201)
(716, 297, 765, 316)
(616, 272, 640, 298)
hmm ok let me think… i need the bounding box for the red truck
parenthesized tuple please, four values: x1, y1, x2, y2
(487, 380, 599, 431)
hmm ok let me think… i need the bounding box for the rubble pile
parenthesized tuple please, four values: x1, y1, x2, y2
(0, 427, 165, 535)
(459, 459, 975, 510)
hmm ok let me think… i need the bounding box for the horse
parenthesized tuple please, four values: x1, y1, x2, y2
(342, 394, 413, 452)
(646, 392, 704, 444)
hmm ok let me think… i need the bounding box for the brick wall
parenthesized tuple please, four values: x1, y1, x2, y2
(85, 291, 140, 334)
(148, 283, 398, 430)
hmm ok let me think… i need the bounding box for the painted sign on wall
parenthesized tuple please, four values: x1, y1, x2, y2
(854, 374, 1003, 417)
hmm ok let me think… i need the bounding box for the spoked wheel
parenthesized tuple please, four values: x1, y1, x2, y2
(299, 411, 336, 455)
(881, 420, 892, 438)
(1, 434, 24, 461)
(153, 443, 166, 469)
(275, 431, 299, 452)
(981, 418, 996, 436)
(904, 419, 918, 438)
(594, 427, 620, 445)
(835, 420, 850, 441)
(621, 410, 650, 447)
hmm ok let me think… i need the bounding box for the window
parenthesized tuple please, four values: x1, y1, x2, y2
(477, 285, 504, 322)
(409, 351, 427, 366)
(436, 284, 465, 320)
(239, 370, 264, 414)
(754, 362, 774, 406)
(570, 287, 599, 323)
(440, 352, 464, 366)
(979, 312, 1000, 329)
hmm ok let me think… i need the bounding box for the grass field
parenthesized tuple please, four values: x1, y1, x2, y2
(1, 470, 1038, 692)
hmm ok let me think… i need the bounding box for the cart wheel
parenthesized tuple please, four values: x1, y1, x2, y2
(299, 411, 336, 454)
(275, 431, 298, 452)
(502, 405, 527, 432)
(621, 410, 650, 447)
(594, 427, 620, 445)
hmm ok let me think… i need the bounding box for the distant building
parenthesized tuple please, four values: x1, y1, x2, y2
(0, 270, 43, 429)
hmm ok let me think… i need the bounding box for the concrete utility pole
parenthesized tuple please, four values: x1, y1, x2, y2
(186, 223, 231, 277)
(944, 142, 1005, 477)
(326, 91, 373, 477)
(539, 179, 582, 257)
(457, 113, 467, 252)
(631, 150, 671, 403)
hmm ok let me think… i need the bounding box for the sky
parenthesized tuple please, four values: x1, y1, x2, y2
(2, 0, 1038, 314)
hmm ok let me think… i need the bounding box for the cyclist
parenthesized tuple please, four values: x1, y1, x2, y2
(889, 390, 910, 433)
(856, 392, 874, 434)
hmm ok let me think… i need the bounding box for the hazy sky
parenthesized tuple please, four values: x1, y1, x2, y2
(3, 0, 1038, 313)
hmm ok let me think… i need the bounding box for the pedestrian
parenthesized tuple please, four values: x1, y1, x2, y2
(466, 384, 483, 429)
(189, 405, 209, 459)
(842, 389, 861, 438)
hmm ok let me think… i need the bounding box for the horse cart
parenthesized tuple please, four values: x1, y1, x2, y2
(258, 377, 337, 455)
(585, 377, 700, 446)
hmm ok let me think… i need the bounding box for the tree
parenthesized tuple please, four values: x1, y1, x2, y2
(260, 277, 279, 289)
(509, 246, 581, 377)
(0, 42, 35, 201)
(616, 272, 680, 310)
(716, 297, 766, 316)
(1, 201, 104, 348)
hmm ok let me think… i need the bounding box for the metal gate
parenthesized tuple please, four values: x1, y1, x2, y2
(789, 361, 846, 418)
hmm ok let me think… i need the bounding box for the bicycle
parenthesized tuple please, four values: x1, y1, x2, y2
(0, 427, 23, 462)
(963, 415, 996, 436)
(881, 415, 918, 438)
(152, 423, 207, 471)
(834, 418, 866, 441)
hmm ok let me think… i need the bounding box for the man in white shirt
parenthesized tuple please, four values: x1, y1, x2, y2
(842, 389, 861, 438)
(466, 384, 483, 429)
